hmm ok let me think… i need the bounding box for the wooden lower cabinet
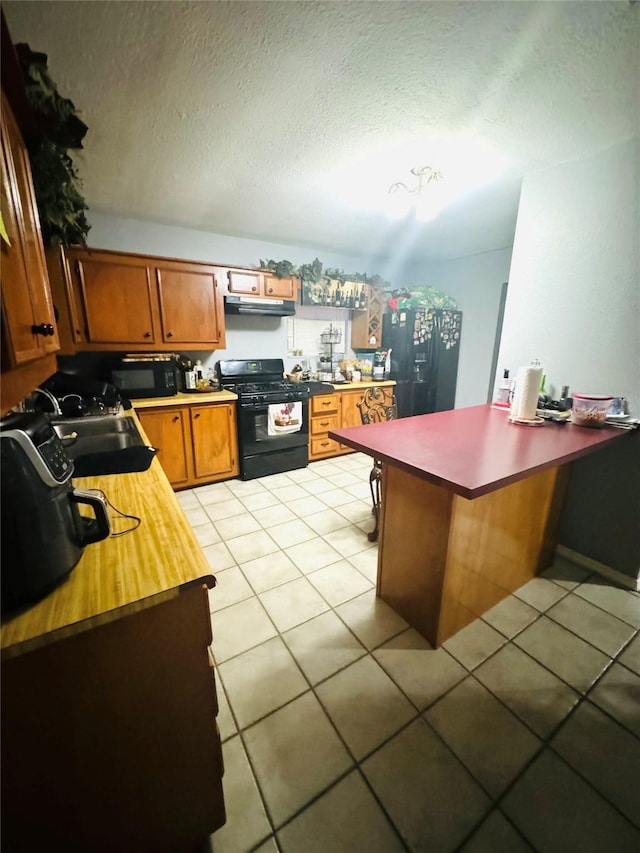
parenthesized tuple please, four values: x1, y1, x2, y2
(309, 386, 395, 461)
(138, 401, 239, 488)
(1, 583, 225, 852)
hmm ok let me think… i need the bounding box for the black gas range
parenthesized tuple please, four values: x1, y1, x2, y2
(216, 359, 309, 480)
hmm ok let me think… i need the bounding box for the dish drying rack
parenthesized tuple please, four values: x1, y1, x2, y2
(319, 324, 343, 381)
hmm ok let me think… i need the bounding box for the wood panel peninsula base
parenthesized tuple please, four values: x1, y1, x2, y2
(330, 404, 628, 647)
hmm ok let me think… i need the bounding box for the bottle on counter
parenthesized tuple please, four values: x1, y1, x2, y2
(495, 369, 513, 405)
(184, 360, 197, 391)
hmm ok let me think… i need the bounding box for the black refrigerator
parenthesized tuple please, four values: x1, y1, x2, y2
(381, 308, 462, 418)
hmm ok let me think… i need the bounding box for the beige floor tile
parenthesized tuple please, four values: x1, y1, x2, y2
(208, 566, 255, 612)
(192, 522, 222, 547)
(252, 837, 278, 853)
(270, 484, 311, 502)
(240, 552, 301, 593)
(195, 483, 235, 506)
(345, 482, 373, 501)
(251, 504, 297, 528)
(202, 540, 236, 572)
(226, 479, 267, 496)
(225, 529, 279, 564)
(514, 616, 611, 692)
(474, 644, 579, 738)
(318, 487, 357, 508)
(540, 556, 591, 589)
(285, 495, 328, 517)
(277, 769, 405, 853)
(514, 576, 569, 611)
(618, 633, 640, 675)
(284, 537, 343, 574)
(481, 594, 540, 638)
(285, 467, 322, 484)
(183, 507, 209, 527)
(303, 508, 351, 535)
(239, 490, 282, 512)
(257, 472, 295, 490)
(214, 511, 262, 541)
(267, 518, 316, 548)
(588, 662, 640, 737)
(316, 656, 416, 760)
(210, 735, 272, 853)
(306, 560, 373, 606)
(282, 610, 366, 685)
(204, 497, 246, 521)
(374, 630, 468, 709)
(443, 619, 507, 670)
(546, 593, 636, 656)
(460, 809, 532, 853)
(323, 526, 374, 558)
(552, 700, 640, 828)
(425, 677, 541, 797)
(259, 576, 330, 632)
(336, 589, 408, 650)
(211, 597, 277, 663)
(218, 637, 308, 729)
(243, 692, 353, 827)
(348, 547, 379, 583)
(502, 749, 640, 852)
(335, 499, 373, 524)
(175, 489, 199, 510)
(308, 460, 344, 476)
(324, 471, 363, 488)
(574, 578, 640, 628)
(363, 719, 491, 852)
(303, 476, 340, 495)
(213, 676, 237, 742)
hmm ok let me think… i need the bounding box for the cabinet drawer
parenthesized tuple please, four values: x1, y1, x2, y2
(311, 394, 339, 415)
(311, 413, 339, 435)
(311, 435, 341, 456)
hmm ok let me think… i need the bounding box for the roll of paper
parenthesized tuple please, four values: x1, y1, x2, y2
(510, 365, 543, 421)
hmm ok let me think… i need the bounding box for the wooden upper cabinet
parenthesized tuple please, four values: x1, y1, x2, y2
(227, 269, 297, 300)
(58, 247, 226, 352)
(156, 265, 224, 347)
(1, 91, 59, 367)
(76, 253, 155, 344)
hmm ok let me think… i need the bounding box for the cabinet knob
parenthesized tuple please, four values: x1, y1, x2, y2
(172, 415, 180, 422)
(251, 286, 257, 292)
(144, 331, 152, 338)
(167, 331, 174, 338)
(32, 322, 55, 337)
(267, 288, 273, 294)
(194, 412, 200, 419)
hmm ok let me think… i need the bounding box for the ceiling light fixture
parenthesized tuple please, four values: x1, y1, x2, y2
(388, 165, 444, 222)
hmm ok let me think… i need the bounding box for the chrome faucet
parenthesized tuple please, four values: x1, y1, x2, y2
(32, 387, 62, 416)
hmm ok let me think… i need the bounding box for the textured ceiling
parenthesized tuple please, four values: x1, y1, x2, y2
(4, 1, 639, 261)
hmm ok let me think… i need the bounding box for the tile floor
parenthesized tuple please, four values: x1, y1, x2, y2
(176, 453, 640, 853)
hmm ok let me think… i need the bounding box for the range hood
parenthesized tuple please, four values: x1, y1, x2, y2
(224, 295, 296, 317)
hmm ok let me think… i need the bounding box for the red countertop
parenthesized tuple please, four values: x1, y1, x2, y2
(329, 404, 629, 499)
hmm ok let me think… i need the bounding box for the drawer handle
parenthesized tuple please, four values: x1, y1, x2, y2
(321, 441, 330, 446)
(321, 401, 331, 406)
(32, 322, 55, 336)
(320, 421, 329, 426)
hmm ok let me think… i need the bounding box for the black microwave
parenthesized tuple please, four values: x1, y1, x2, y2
(111, 355, 180, 399)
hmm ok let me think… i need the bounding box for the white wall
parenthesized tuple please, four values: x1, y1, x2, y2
(497, 137, 640, 579)
(496, 137, 640, 414)
(396, 248, 513, 408)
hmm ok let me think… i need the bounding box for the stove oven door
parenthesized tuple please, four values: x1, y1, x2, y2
(237, 398, 309, 480)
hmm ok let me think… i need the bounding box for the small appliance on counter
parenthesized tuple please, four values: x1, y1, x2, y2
(42, 371, 125, 416)
(1, 413, 111, 612)
(111, 354, 181, 399)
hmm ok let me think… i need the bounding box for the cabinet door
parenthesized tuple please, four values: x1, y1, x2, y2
(76, 253, 156, 344)
(156, 265, 224, 346)
(190, 403, 238, 481)
(350, 283, 383, 350)
(228, 270, 261, 295)
(339, 389, 365, 452)
(263, 273, 295, 299)
(1, 92, 59, 366)
(137, 407, 191, 487)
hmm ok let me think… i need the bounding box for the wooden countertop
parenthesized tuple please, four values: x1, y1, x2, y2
(133, 390, 237, 408)
(1, 412, 215, 658)
(329, 403, 629, 500)
(327, 380, 396, 391)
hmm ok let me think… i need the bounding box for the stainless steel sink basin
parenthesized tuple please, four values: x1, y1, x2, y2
(52, 416, 157, 476)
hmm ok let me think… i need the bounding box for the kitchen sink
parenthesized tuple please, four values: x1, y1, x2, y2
(51, 416, 157, 476)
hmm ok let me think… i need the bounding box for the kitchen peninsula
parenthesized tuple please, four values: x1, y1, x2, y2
(330, 404, 629, 646)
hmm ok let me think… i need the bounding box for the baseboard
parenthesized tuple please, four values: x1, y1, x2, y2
(555, 544, 640, 591)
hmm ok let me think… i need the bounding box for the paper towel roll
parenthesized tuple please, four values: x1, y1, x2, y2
(510, 365, 543, 421)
